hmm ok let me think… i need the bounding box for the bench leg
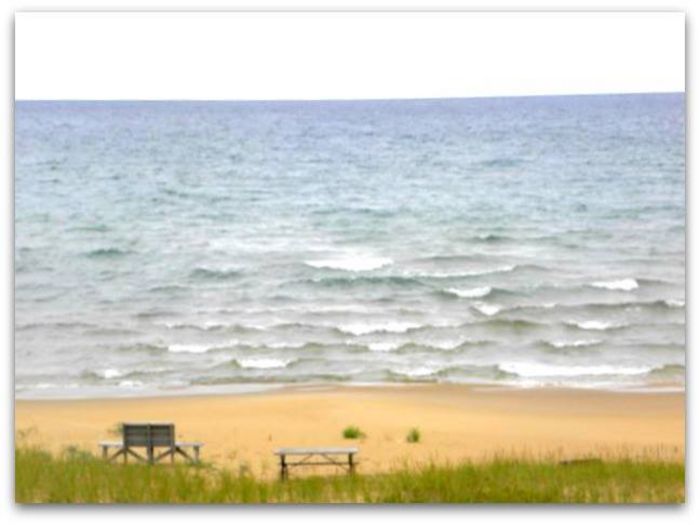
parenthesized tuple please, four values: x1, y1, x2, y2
(193, 446, 200, 464)
(349, 453, 355, 475)
(101, 445, 108, 460)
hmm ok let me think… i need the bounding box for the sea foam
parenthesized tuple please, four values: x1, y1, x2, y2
(591, 278, 639, 291)
(305, 255, 393, 272)
(445, 286, 492, 298)
(236, 358, 295, 369)
(499, 362, 652, 378)
(472, 302, 502, 316)
(569, 320, 623, 331)
(338, 321, 422, 336)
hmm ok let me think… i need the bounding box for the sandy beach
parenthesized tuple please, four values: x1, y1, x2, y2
(15, 385, 685, 477)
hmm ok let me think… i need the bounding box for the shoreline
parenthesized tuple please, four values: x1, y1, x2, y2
(16, 383, 685, 477)
(14, 379, 686, 402)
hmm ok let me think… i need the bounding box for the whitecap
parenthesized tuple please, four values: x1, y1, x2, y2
(665, 299, 685, 308)
(569, 320, 622, 331)
(410, 265, 515, 278)
(472, 302, 502, 316)
(168, 343, 212, 354)
(159, 321, 225, 331)
(265, 341, 307, 350)
(118, 380, 144, 388)
(547, 339, 602, 349)
(499, 362, 652, 378)
(368, 342, 403, 352)
(168, 341, 237, 353)
(392, 366, 439, 377)
(591, 278, 639, 291)
(236, 357, 294, 369)
(305, 255, 393, 272)
(445, 286, 492, 298)
(101, 368, 123, 379)
(338, 321, 422, 336)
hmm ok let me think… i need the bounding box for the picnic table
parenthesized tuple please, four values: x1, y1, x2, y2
(274, 447, 359, 480)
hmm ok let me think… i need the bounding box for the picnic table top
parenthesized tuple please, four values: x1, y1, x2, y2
(274, 447, 359, 455)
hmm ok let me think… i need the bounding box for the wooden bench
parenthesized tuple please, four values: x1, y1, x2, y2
(274, 447, 359, 480)
(99, 422, 203, 464)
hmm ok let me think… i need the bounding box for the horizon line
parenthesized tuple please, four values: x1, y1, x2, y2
(15, 91, 685, 104)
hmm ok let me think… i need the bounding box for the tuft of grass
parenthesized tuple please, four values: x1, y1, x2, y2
(106, 423, 124, 437)
(406, 428, 421, 443)
(342, 425, 365, 440)
(14, 445, 684, 504)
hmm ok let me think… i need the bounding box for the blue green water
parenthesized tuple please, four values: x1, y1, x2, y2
(15, 94, 685, 398)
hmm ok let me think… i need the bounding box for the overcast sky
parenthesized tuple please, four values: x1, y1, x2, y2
(15, 11, 685, 100)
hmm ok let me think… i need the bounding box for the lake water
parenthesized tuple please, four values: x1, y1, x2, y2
(15, 94, 685, 398)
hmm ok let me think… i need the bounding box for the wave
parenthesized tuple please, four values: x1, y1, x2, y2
(590, 278, 639, 291)
(189, 267, 243, 280)
(85, 247, 130, 259)
(648, 364, 685, 377)
(665, 299, 685, 308)
(368, 341, 404, 352)
(159, 320, 229, 331)
(567, 320, 626, 331)
(235, 357, 296, 369)
(498, 362, 653, 378)
(576, 299, 684, 312)
(471, 302, 503, 316)
(444, 286, 492, 299)
(390, 366, 441, 378)
(302, 274, 424, 288)
(16, 321, 97, 331)
(81, 368, 125, 380)
(541, 339, 603, 349)
(305, 255, 393, 272)
(167, 341, 238, 353)
(147, 284, 191, 293)
(68, 224, 110, 233)
(337, 321, 423, 336)
(472, 233, 513, 243)
(479, 318, 543, 330)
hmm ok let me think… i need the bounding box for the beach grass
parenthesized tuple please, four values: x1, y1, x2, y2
(342, 425, 365, 439)
(15, 446, 684, 504)
(406, 428, 421, 444)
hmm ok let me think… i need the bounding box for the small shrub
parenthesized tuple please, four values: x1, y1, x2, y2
(342, 425, 365, 439)
(107, 422, 124, 437)
(406, 428, 421, 443)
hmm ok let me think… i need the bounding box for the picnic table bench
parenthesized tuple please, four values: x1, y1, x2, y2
(99, 422, 203, 465)
(274, 447, 359, 480)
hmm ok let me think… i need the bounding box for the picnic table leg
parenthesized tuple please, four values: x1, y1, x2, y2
(280, 454, 288, 481)
(101, 445, 108, 460)
(349, 453, 355, 475)
(147, 445, 155, 465)
(171, 446, 175, 464)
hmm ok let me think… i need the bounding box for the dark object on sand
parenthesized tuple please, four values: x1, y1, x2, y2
(274, 447, 359, 480)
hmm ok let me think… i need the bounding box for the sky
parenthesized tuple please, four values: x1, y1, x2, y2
(15, 11, 685, 100)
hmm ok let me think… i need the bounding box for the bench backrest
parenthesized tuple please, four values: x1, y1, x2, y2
(123, 423, 175, 447)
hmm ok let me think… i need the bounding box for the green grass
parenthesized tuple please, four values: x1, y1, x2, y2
(406, 428, 421, 444)
(15, 446, 684, 503)
(342, 425, 365, 439)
